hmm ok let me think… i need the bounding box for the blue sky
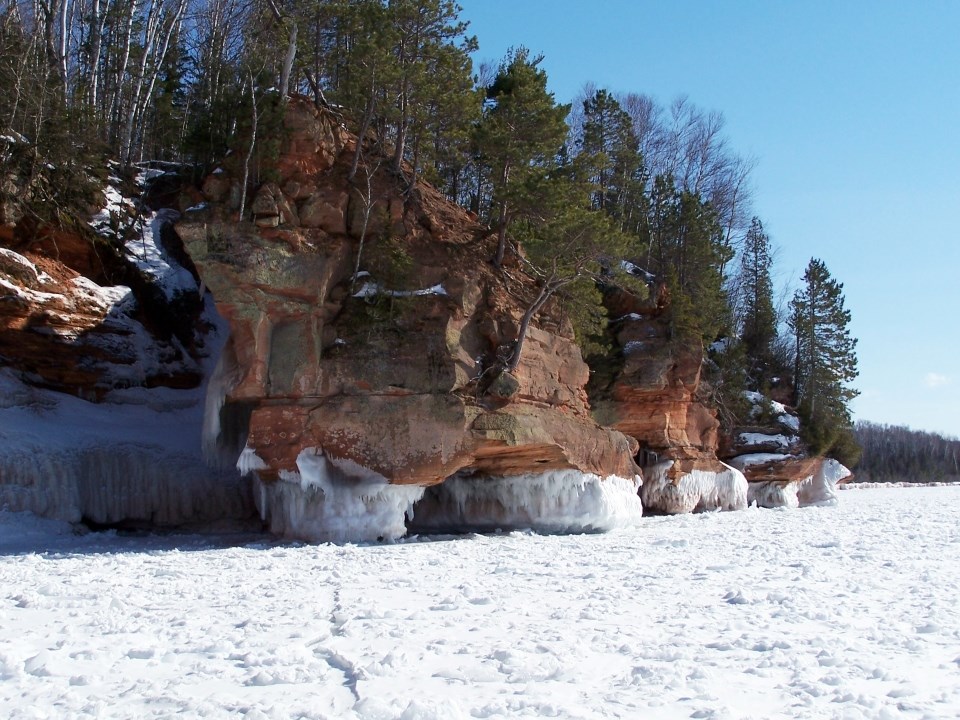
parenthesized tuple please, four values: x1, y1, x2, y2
(457, 0, 960, 438)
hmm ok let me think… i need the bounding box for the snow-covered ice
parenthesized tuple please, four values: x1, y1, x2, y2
(2, 486, 959, 719)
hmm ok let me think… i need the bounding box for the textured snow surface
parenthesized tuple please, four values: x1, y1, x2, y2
(410, 471, 643, 534)
(2, 487, 960, 719)
(641, 461, 748, 513)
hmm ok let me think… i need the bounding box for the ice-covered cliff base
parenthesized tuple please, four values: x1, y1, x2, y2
(409, 470, 644, 535)
(727, 455, 851, 508)
(640, 461, 748, 514)
(0, 370, 254, 528)
(251, 449, 644, 541)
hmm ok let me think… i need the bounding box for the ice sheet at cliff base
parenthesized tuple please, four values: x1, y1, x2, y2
(252, 448, 426, 543)
(409, 470, 644, 534)
(250, 448, 645, 541)
(0, 367, 252, 528)
(641, 460, 748, 513)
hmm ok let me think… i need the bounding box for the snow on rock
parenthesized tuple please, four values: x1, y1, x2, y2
(743, 390, 800, 431)
(255, 448, 425, 543)
(619, 259, 655, 281)
(0, 248, 53, 286)
(124, 208, 197, 301)
(797, 458, 851, 507)
(352, 280, 448, 299)
(730, 452, 794, 467)
(641, 461, 748, 514)
(409, 470, 644, 535)
(737, 431, 792, 452)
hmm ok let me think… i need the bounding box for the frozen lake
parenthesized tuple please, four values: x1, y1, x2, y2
(1, 486, 958, 719)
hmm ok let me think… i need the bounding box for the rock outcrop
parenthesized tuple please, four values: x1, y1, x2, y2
(722, 391, 846, 507)
(0, 165, 254, 529)
(589, 283, 747, 513)
(0, 178, 205, 398)
(177, 98, 641, 541)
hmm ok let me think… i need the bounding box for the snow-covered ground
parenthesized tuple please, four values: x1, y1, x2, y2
(2, 487, 959, 720)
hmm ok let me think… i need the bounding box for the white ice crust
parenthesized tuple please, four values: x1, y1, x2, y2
(410, 470, 644, 534)
(641, 461, 748, 514)
(255, 448, 425, 543)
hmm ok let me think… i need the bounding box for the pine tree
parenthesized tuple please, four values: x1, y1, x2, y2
(789, 258, 859, 459)
(578, 89, 640, 214)
(475, 47, 570, 267)
(739, 217, 777, 386)
(642, 178, 731, 343)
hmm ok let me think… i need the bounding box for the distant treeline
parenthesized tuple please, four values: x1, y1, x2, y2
(854, 421, 960, 483)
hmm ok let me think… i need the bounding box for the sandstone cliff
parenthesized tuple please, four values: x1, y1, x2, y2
(176, 98, 641, 540)
(0, 99, 843, 540)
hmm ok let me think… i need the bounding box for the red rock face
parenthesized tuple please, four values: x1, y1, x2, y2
(0, 228, 201, 398)
(591, 296, 723, 479)
(177, 98, 639, 489)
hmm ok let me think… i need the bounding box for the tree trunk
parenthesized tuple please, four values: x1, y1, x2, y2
(279, 20, 297, 98)
(493, 200, 508, 268)
(238, 72, 257, 221)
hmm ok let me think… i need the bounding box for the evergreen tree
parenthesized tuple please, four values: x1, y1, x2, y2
(789, 258, 859, 459)
(578, 89, 640, 214)
(382, 0, 476, 183)
(739, 217, 777, 386)
(501, 168, 647, 372)
(475, 47, 570, 267)
(642, 178, 731, 343)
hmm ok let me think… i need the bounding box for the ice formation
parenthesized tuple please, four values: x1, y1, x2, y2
(253, 448, 426, 543)
(408, 470, 644, 534)
(201, 344, 245, 467)
(797, 458, 851, 507)
(640, 461, 748, 514)
(0, 370, 252, 527)
(747, 482, 801, 509)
